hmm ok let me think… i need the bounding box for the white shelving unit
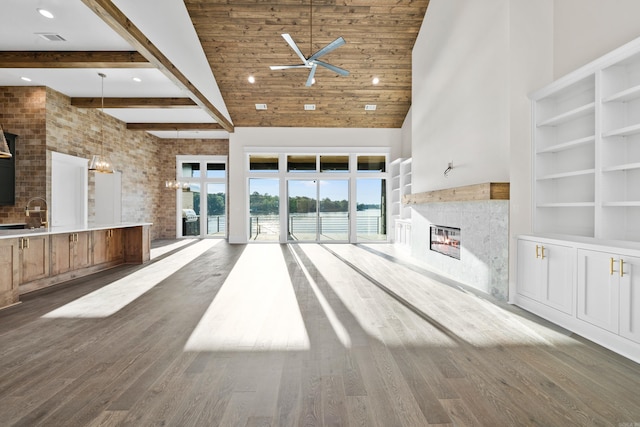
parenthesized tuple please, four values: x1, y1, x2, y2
(390, 157, 412, 245)
(530, 36, 640, 242)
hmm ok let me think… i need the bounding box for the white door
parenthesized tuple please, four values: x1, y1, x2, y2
(577, 249, 619, 333)
(619, 255, 640, 344)
(95, 171, 122, 225)
(51, 152, 87, 228)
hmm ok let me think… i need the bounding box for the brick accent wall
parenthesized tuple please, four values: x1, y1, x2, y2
(1, 86, 229, 241)
(0, 87, 47, 223)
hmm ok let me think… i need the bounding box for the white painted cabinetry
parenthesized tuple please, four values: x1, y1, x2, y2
(519, 36, 640, 363)
(577, 249, 640, 344)
(517, 239, 573, 315)
(516, 236, 640, 363)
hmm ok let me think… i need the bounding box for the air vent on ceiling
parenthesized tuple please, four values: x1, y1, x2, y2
(364, 104, 377, 111)
(36, 33, 66, 42)
(255, 103, 267, 110)
(304, 104, 316, 111)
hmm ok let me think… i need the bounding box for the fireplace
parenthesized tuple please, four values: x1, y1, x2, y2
(430, 225, 461, 260)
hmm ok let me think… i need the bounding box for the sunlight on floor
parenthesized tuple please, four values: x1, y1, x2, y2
(150, 239, 197, 259)
(184, 245, 310, 352)
(42, 240, 220, 319)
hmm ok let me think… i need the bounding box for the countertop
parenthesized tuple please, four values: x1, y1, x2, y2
(0, 222, 152, 240)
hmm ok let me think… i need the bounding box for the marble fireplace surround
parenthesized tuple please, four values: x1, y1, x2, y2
(405, 183, 510, 301)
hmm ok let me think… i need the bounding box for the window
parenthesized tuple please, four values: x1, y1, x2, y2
(357, 155, 386, 172)
(250, 154, 279, 172)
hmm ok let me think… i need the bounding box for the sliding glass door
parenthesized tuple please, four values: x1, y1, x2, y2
(287, 179, 349, 242)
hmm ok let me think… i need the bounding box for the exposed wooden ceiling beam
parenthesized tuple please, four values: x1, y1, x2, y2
(70, 97, 197, 108)
(80, 0, 234, 133)
(0, 51, 151, 68)
(127, 123, 224, 131)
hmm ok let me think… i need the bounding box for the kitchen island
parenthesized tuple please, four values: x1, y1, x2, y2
(0, 223, 151, 310)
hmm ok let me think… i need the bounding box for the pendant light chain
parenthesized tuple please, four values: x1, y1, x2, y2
(100, 72, 105, 159)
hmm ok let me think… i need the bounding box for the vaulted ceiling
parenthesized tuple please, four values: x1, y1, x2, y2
(185, 0, 430, 128)
(0, 0, 430, 136)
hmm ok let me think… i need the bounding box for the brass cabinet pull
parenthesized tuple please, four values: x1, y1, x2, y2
(535, 245, 540, 259)
(540, 246, 546, 260)
(620, 259, 625, 277)
(610, 257, 615, 276)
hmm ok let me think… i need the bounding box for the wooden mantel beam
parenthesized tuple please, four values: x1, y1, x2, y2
(80, 0, 234, 132)
(70, 97, 197, 109)
(404, 183, 510, 204)
(0, 51, 152, 68)
(127, 123, 224, 131)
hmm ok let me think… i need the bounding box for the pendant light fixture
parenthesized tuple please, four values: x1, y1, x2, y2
(89, 72, 114, 173)
(0, 124, 12, 158)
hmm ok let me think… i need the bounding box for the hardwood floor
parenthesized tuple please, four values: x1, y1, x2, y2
(1, 240, 639, 426)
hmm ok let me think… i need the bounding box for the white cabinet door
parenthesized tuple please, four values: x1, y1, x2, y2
(517, 240, 542, 300)
(541, 243, 574, 315)
(619, 255, 640, 344)
(577, 249, 619, 333)
(517, 239, 573, 314)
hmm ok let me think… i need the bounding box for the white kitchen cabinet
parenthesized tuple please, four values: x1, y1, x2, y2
(517, 239, 574, 315)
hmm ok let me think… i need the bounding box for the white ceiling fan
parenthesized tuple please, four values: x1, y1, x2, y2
(269, 1, 349, 86)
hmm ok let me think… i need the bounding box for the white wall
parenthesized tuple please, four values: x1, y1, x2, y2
(554, 0, 640, 79)
(227, 127, 401, 243)
(400, 107, 412, 159)
(412, 0, 510, 193)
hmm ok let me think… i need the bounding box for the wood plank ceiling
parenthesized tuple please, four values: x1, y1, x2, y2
(184, 0, 430, 128)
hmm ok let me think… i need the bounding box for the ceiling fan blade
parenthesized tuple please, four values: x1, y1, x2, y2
(305, 64, 318, 87)
(314, 60, 350, 76)
(308, 37, 346, 61)
(281, 34, 309, 64)
(270, 64, 310, 70)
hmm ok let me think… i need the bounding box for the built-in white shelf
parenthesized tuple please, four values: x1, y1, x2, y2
(603, 84, 640, 103)
(537, 169, 595, 181)
(537, 135, 595, 154)
(602, 123, 640, 138)
(537, 202, 595, 208)
(530, 34, 640, 242)
(602, 162, 640, 172)
(602, 201, 640, 207)
(537, 102, 595, 127)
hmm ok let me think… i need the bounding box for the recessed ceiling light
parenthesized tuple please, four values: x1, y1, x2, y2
(255, 103, 267, 110)
(21, 77, 32, 82)
(37, 8, 54, 19)
(312, 78, 316, 85)
(304, 104, 316, 111)
(248, 75, 256, 84)
(372, 77, 380, 85)
(132, 77, 142, 82)
(365, 104, 377, 111)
